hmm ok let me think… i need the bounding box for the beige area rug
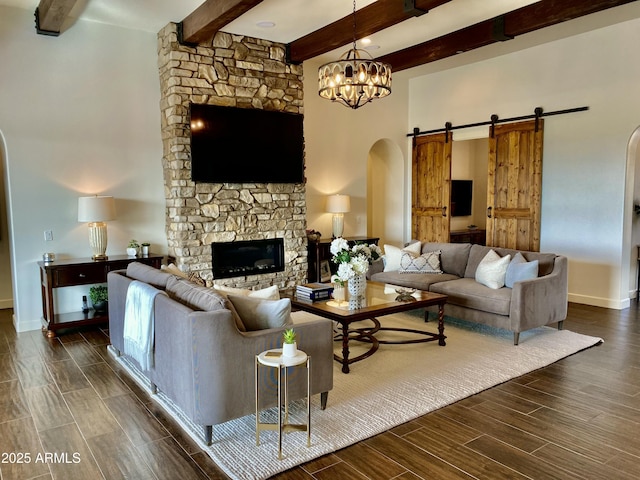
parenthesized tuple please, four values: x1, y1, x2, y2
(115, 310, 602, 480)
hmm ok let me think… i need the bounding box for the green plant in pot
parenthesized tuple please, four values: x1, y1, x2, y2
(127, 239, 140, 256)
(89, 285, 109, 313)
(282, 328, 297, 357)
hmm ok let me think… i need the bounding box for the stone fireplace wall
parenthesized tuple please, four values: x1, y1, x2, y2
(157, 23, 307, 288)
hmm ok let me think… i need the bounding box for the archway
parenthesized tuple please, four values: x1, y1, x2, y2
(624, 126, 640, 302)
(367, 139, 404, 247)
(0, 130, 14, 312)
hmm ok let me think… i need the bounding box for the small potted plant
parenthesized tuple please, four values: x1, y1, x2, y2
(89, 285, 109, 313)
(127, 239, 140, 256)
(282, 328, 297, 357)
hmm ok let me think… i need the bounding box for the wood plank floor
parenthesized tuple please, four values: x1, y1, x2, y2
(0, 302, 638, 479)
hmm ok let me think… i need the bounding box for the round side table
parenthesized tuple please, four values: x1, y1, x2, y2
(255, 349, 311, 460)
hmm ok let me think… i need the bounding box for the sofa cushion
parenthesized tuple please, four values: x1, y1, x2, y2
(383, 242, 422, 272)
(399, 250, 442, 274)
(422, 242, 471, 278)
(213, 284, 280, 300)
(475, 250, 511, 289)
(227, 295, 293, 331)
(505, 253, 539, 288)
(126, 262, 173, 289)
(370, 271, 459, 290)
(429, 278, 512, 316)
(166, 276, 228, 311)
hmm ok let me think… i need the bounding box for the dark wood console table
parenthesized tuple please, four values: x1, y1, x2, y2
(450, 229, 486, 245)
(38, 254, 163, 337)
(307, 236, 380, 283)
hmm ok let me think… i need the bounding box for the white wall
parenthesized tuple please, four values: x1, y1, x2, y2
(0, 6, 166, 331)
(302, 60, 411, 241)
(408, 17, 640, 309)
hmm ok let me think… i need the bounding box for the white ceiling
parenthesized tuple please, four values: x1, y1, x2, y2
(2, 0, 541, 62)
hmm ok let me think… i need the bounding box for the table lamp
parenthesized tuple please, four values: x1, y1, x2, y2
(326, 194, 350, 238)
(78, 195, 116, 260)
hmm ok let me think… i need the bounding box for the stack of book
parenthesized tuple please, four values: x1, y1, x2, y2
(296, 282, 334, 301)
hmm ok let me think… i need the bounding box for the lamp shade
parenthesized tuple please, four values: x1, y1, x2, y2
(78, 196, 116, 222)
(326, 194, 351, 213)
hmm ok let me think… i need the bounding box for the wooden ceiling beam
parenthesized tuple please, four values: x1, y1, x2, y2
(35, 0, 79, 36)
(179, 0, 265, 45)
(378, 0, 638, 72)
(287, 0, 452, 64)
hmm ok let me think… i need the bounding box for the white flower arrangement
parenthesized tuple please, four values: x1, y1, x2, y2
(330, 237, 382, 286)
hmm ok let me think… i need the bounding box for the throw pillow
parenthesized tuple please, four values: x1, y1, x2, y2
(475, 250, 511, 289)
(213, 284, 280, 300)
(383, 241, 422, 272)
(161, 263, 187, 278)
(227, 295, 293, 331)
(161, 263, 206, 287)
(505, 252, 539, 288)
(399, 250, 443, 274)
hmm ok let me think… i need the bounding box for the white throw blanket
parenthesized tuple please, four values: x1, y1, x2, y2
(123, 280, 166, 371)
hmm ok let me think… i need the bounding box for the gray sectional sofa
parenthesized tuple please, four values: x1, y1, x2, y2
(369, 242, 568, 345)
(107, 262, 334, 445)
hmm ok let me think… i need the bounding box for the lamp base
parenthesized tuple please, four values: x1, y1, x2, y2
(87, 222, 109, 261)
(332, 214, 345, 238)
(92, 254, 108, 261)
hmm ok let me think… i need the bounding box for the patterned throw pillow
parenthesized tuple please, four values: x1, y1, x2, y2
(399, 250, 443, 274)
(383, 242, 422, 272)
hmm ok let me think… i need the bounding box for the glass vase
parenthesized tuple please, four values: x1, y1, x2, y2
(332, 284, 346, 301)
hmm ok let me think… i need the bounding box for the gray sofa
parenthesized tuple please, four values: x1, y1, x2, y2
(369, 242, 568, 345)
(107, 262, 334, 445)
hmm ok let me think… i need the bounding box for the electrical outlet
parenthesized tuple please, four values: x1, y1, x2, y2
(44, 230, 53, 241)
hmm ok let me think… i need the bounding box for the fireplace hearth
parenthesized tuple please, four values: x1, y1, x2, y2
(212, 238, 285, 280)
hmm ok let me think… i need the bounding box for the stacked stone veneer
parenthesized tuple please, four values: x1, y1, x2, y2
(157, 23, 307, 288)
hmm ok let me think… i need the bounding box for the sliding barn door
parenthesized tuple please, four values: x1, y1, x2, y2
(412, 133, 451, 242)
(487, 119, 544, 251)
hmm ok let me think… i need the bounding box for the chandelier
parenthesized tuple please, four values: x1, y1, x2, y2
(318, 0, 392, 109)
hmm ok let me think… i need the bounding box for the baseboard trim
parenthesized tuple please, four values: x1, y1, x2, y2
(568, 293, 628, 310)
(0, 299, 13, 309)
(14, 317, 43, 333)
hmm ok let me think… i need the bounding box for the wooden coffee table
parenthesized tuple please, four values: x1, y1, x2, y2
(287, 281, 447, 373)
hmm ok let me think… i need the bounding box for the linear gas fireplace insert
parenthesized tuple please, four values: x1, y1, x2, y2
(211, 238, 285, 279)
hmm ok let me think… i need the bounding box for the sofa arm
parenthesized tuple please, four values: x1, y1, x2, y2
(509, 255, 568, 332)
(106, 270, 130, 353)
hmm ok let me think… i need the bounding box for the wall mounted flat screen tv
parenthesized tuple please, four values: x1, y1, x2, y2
(451, 180, 473, 217)
(190, 103, 305, 183)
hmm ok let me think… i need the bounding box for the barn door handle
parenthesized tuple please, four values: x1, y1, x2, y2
(487, 206, 492, 218)
(442, 206, 447, 217)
